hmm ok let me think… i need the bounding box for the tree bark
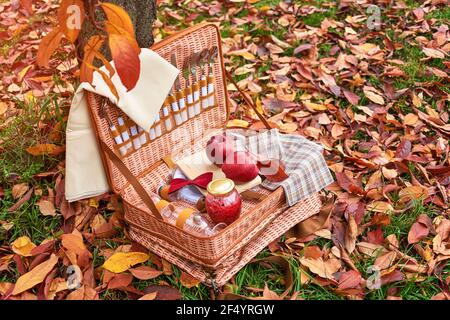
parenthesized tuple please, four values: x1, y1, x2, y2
(77, 0, 157, 61)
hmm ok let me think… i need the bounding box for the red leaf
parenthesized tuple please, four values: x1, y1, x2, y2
(19, 0, 32, 14)
(143, 285, 182, 300)
(337, 270, 362, 290)
(335, 171, 364, 195)
(408, 215, 431, 244)
(343, 89, 360, 105)
(395, 139, 412, 159)
(367, 227, 384, 245)
(108, 33, 141, 91)
(107, 273, 133, 290)
(381, 270, 404, 286)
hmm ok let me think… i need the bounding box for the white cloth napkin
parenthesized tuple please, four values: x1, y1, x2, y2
(65, 48, 179, 202)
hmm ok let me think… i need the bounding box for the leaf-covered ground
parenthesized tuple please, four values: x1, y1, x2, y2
(0, 0, 449, 300)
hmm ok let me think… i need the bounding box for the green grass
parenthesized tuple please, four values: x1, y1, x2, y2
(426, 6, 450, 22)
(0, 95, 65, 247)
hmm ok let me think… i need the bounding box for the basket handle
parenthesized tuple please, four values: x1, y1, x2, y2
(99, 140, 164, 221)
(225, 71, 272, 130)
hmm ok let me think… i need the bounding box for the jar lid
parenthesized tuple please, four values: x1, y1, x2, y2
(207, 178, 235, 195)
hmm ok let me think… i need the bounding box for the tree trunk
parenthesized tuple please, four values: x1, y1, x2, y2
(77, 0, 157, 61)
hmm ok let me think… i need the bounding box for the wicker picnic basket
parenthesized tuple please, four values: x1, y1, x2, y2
(86, 23, 322, 287)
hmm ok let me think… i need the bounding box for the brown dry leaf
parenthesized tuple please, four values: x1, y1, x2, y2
(382, 167, 398, 180)
(26, 144, 65, 156)
(422, 47, 445, 59)
(143, 285, 182, 300)
(129, 266, 162, 280)
(11, 236, 36, 257)
(399, 186, 428, 204)
(12, 254, 58, 295)
(367, 201, 393, 214)
(179, 272, 201, 289)
(408, 215, 432, 244)
(374, 251, 397, 270)
(36, 199, 56, 216)
(357, 242, 387, 257)
(363, 86, 385, 105)
(12, 183, 29, 199)
(303, 101, 327, 112)
(299, 257, 341, 280)
(344, 215, 357, 254)
(103, 252, 149, 273)
(162, 259, 173, 276)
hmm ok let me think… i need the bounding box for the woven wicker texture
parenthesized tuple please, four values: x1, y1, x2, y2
(86, 23, 323, 286)
(129, 192, 321, 286)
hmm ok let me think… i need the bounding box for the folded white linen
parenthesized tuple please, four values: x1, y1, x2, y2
(65, 49, 179, 202)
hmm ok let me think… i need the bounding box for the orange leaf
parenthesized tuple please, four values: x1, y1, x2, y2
(179, 272, 200, 289)
(94, 52, 116, 78)
(57, 0, 85, 43)
(80, 36, 104, 83)
(26, 144, 65, 156)
(108, 33, 140, 91)
(36, 27, 64, 68)
(61, 233, 87, 256)
(104, 21, 139, 52)
(100, 2, 135, 37)
(12, 254, 59, 295)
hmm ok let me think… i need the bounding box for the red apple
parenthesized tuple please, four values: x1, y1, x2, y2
(205, 134, 235, 166)
(221, 151, 259, 183)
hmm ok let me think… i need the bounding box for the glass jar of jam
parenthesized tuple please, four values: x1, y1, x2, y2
(205, 178, 242, 225)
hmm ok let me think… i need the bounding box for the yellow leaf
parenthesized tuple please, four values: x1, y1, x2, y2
(303, 101, 327, 112)
(229, 49, 255, 60)
(12, 254, 59, 295)
(88, 198, 99, 208)
(226, 119, 249, 128)
(11, 236, 36, 257)
(102, 252, 149, 273)
(18, 65, 32, 82)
